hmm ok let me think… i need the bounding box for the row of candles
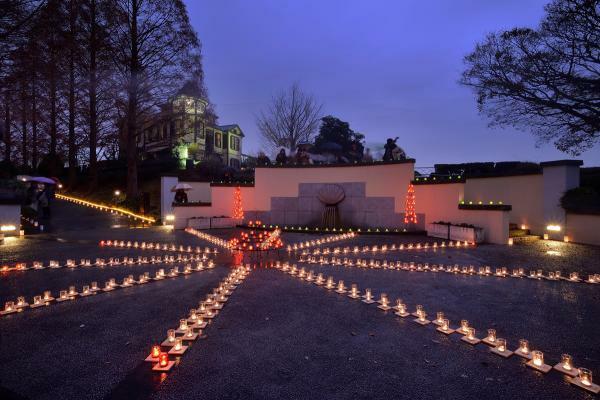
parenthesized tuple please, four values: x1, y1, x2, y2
(147, 265, 250, 372)
(56, 194, 155, 223)
(300, 240, 474, 257)
(228, 229, 284, 252)
(1, 261, 215, 317)
(184, 227, 232, 250)
(272, 262, 599, 394)
(0, 253, 209, 273)
(285, 232, 357, 252)
(99, 239, 218, 255)
(294, 255, 600, 286)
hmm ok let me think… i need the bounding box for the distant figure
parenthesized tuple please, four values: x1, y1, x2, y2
(275, 148, 288, 164)
(256, 151, 271, 166)
(363, 148, 373, 162)
(38, 186, 50, 218)
(296, 148, 311, 165)
(348, 142, 363, 162)
(383, 137, 399, 161)
(174, 189, 188, 204)
(392, 145, 407, 160)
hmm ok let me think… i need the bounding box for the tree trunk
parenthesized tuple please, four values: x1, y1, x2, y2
(88, 0, 98, 189)
(20, 82, 28, 168)
(126, 0, 139, 199)
(32, 78, 38, 169)
(3, 92, 10, 162)
(49, 63, 57, 156)
(68, 0, 77, 187)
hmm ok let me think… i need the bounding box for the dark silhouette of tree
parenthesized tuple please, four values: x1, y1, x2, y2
(314, 115, 365, 160)
(257, 83, 322, 151)
(461, 0, 600, 155)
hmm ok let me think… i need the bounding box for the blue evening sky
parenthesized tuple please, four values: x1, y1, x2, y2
(184, 0, 600, 168)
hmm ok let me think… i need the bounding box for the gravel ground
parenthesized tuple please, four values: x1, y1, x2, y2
(0, 200, 598, 400)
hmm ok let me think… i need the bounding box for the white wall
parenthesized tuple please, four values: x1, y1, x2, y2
(565, 213, 600, 246)
(253, 162, 414, 212)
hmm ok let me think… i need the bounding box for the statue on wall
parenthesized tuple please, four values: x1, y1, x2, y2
(383, 137, 407, 161)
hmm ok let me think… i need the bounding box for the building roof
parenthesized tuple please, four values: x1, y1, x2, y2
(215, 124, 244, 137)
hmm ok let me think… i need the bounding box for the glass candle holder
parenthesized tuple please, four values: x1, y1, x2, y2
(338, 280, 345, 291)
(69, 286, 76, 295)
(189, 309, 197, 320)
(399, 303, 407, 313)
(60, 290, 68, 299)
(579, 368, 593, 386)
(179, 319, 187, 331)
(4, 301, 14, 312)
(365, 289, 372, 300)
(419, 312, 427, 322)
(167, 329, 176, 343)
(185, 327, 194, 338)
(441, 319, 450, 331)
(496, 338, 507, 352)
(33, 295, 42, 305)
(466, 327, 476, 340)
(436, 312, 444, 323)
(561, 354, 573, 371)
(486, 329, 496, 343)
(83, 285, 90, 294)
(159, 352, 169, 367)
(519, 339, 530, 354)
(44, 291, 52, 300)
(532, 350, 544, 366)
(151, 345, 160, 358)
(460, 320, 469, 332)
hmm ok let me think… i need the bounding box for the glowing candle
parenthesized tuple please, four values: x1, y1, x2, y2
(43, 291, 52, 301)
(466, 327, 476, 340)
(486, 329, 496, 343)
(167, 329, 176, 343)
(460, 319, 469, 333)
(561, 354, 573, 371)
(365, 289, 372, 300)
(152, 345, 160, 359)
(174, 338, 183, 351)
(418, 312, 427, 322)
(60, 290, 68, 299)
(185, 327, 194, 338)
(532, 350, 544, 367)
(491, 338, 505, 352)
(579, 368, 593, 386)
(351, 284, 359, 297)
(83, 285, 90, 295)
(3, 301, 14, 312)
(435, 312, 444, 324)
(179, 319, 188, 331)
(69, 286, 77, 296)
(33, 295, 42, 305)
(518, 339, 530, 356)
(159, 352, 169, 367)
(441, 319, 450, 331)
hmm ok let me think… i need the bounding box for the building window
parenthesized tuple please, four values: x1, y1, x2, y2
(230, 136, 240, 151)
(215, 132, 222, 149)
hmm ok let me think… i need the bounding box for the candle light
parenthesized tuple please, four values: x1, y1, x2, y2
(377, 293, 391, 311)
(527, 350, 551, 372)
(434, 312, 444, 326)
(348, 284, 360, 299)
(461, 327, 481, 345)
(490, 338, 513, 357)
(335, 280, 346, 294)
(515, 339, 531, 358)
(362, 288, 375, 304)
(1, 301, 16, 315)
(483, 329, 497, 346)
(152, 351, 174, 371)
(414, 310, 430, 325)
(553, 353, 579, 377)
(436, 318, 454, 334)
(145, 345, 162, 362)
(458, 319, 469, 335)
(395, 300, 409, 317)
(57, 290, 70, 302)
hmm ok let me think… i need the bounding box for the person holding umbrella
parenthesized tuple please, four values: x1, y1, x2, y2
(171, 183, 192, 204)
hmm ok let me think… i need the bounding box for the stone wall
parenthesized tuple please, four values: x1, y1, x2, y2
(246, 182, 422, 229)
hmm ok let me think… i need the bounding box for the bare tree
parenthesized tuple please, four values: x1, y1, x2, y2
(461, 0, 600, 155)
(110, 0, 202, 198)
(257, 83, 323, 151)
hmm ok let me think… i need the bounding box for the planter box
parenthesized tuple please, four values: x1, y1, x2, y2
(187, 217, 211, 230)
(450, 225, 484, 243)
(428, 223, 484, 243)
(427, 223, 450, 239)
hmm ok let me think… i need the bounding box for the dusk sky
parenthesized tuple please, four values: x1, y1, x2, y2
(184, 0, 600, 168)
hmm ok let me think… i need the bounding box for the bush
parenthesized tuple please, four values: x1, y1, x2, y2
(561, 187, 600, 215)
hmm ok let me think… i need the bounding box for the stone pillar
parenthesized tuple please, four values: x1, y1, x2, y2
(160, 176, 179, 224)
(541, 160, 582, 239)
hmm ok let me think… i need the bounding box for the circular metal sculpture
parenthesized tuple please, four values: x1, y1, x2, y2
(317, 184, 345, 228)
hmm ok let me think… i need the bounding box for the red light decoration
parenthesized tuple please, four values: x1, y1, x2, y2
(404, 183, 417, 224)
(152, 345, 160, 358)
(159, 352, 169, 367)
(233, 186, 244, 219)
